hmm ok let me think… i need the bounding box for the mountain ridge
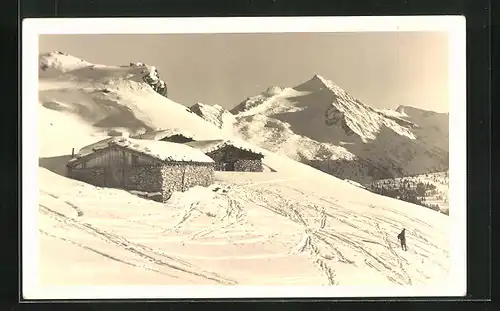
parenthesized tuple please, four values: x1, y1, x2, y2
(193, 74, 449, 184)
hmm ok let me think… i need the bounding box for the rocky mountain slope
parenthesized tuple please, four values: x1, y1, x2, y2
(188, 102, 237, 135)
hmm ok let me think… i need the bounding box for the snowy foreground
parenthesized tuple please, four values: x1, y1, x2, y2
(32, 52, 452, 295)
(38, 166, 450, 287)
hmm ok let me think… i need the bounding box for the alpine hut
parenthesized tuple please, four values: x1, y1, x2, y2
(184, 139, 264, 172)
(66, 136, 215, 202)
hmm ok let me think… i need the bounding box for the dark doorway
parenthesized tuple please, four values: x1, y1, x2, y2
(225, 161, 235, 171)
(105, 166, 124, 188)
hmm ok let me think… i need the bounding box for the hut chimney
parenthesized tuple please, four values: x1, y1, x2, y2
(71, 148, 75, 158)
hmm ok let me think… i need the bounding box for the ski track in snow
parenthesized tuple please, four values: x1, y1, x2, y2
(37, 157, 451, 287)
(228, 178, 449, 285)
(39, 203, 237, 285)
(38, 171, 449, 286)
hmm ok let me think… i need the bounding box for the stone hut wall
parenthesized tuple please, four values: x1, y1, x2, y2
(125, 165, 164, 193)
(160, 163, 183, 201)
(234, 159, 263, 172)
(67, 165, 165, 198)
(182, 164, 215, 188)
(207, 146, 263, 172)
(161, 163, 214, 200)
(67, 167, 105, 187)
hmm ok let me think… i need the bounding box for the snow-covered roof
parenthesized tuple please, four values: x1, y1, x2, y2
(132, 128, 195, 141)
(69, 137, 214, 164)
(184, 139, 263, 156)
(74, 137, 116, 159)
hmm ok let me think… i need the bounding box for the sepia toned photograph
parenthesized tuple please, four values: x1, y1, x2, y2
(22, 17, 466, 299)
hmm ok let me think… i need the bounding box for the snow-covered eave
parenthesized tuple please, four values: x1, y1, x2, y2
(187, 139, 264, 157)
(136, 133, 196, 141)
(133, 128, 197, 141)
(66, 144, 113, 167)
(67, 141, 215, 167)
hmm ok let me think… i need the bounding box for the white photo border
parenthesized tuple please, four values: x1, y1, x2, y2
(22, 16, 467, 299)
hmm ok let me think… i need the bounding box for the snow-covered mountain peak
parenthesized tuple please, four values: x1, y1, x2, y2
(396, 105, 424, 113)
(377, 108, 409, 119)
(396, 105, 447, 119)
(39, 51, 93, 72)
(311, 73, 333, 87)
(264, 85, 284, 96)
(231, 74, 416, 143)
(189, 102, 236, 132)
(297, 74, 418, 141)
(39, 52, 168, 98)
(190, 102, 226, 113)
(293, 74, 345, 95)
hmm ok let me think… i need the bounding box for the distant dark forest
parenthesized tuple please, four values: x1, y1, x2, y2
(368, 179, 447, 215)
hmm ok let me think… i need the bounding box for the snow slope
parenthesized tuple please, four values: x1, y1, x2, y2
(38, 167, 450, 288)
(38, 52, 221, 141)
(192, 75, 448, 184)
(35, 52, 451, 292)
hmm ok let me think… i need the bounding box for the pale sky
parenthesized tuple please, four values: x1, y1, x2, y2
(39, 32, 449, 113)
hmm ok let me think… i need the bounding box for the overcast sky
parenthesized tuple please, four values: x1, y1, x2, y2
(39, 32, 449, 113)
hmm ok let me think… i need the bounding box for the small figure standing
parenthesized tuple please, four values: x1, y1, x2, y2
(397, 228, 408, 251)
(319, 209, 327, 229)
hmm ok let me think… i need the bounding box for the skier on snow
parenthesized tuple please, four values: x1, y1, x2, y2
(397, 228, 408, 251)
